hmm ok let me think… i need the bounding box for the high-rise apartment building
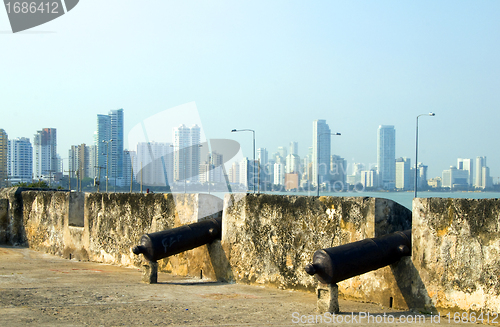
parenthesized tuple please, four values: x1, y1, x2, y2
(330, 155, 347, 188)
(135, 142, 173, 186)
(8, 137, 33, 184)
(442, 166, 469, 189)
(274, 162, 285, 186)
(416, 163, 428, 189)
(312, 119, 331, 187)
(34, 128, 57, 180)
(395, 157, 412, 190)
(289, 142, 298, 156)
(257, 148, 268, 166)
(199, 151, 224, 184)
(285, 154, 300, 174)
(377, 125, 395, 189)
(109, 109, 124, 181)
(96, 114, 111, 178)
(173, 124, 201, 183)
(68, 144, 91, 180)
(475, 156, 492, 189)
(277, 146, 287, 159)
(95, 109, 124, 184)
(457, 158, 473, 186)
(228, 161, 240, 185)
(0, 129, 8, 187)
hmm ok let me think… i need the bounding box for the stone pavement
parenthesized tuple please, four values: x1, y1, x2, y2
(0, 246, 477, 326)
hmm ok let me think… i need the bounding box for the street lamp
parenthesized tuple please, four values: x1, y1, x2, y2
(102, 139, 114, 192)
(414, 112, 435, 198)
(231, 129, 256, 193)
(317, 132, 341, 196)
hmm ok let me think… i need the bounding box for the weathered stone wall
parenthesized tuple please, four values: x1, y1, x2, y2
(221, 193, 412, 309)
(412, 197, 500, 315)
(0, 187, 30, 245)
(84, 193, 224, 279)
(22, 191, 69, 256)
(4, 188, 500, 314)
(0, 189, 224, 279)
(0, 198, 9, 244)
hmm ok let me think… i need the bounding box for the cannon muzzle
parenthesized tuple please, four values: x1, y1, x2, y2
(305, 229, 411, 284)
(132, 216, 222, 262)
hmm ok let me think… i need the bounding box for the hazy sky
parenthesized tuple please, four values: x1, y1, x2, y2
(1, 1, 499, 180)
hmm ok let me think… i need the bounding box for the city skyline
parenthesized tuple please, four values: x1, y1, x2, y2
(0, 111, 496, 191)
(1, 1, 500, 180)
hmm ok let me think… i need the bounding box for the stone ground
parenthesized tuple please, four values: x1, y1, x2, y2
(0, 246, 478, 327)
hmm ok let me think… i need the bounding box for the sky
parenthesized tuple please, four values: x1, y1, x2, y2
(1, 0, 499, 180)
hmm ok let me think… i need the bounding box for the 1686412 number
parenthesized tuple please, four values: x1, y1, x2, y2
(446, 311, 498, 324)
(5, 2, 59, 14)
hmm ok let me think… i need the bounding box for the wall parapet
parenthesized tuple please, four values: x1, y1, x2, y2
(412, 197, 500, 315)
(2, 188, 500, 315)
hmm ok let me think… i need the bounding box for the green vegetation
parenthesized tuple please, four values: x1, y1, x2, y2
(13, 180, 50, 188)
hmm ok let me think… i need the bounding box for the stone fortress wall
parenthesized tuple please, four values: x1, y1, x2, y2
(1, 187, 499, 316)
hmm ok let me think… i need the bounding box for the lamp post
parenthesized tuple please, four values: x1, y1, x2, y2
(414, 113, 435, 198)
(102, 139, 114, 193)
(317, 132, 341, 196)
(231, 129, 256, 193)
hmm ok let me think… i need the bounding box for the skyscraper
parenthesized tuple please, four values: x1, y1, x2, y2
(289, 142, 298, 156)
(475, 156, 492, 189)
(457, 158, 473, 186)
(312, 119, 331, 186)
(136, 142, 173, 186)
(377, 125, 396, 189)
(8, 137, 32, 184)
(0, 129, 8, 187)
(34, 128, 57, 180)
(68, 144, 91, 180)
(96, 114, 111, 177)
(109, 109, 124, 181)
(173, 124, 201, 183)
(395, 157, 412, 190)
(95, 109, 124, 185)
(475, 156, 486, 188)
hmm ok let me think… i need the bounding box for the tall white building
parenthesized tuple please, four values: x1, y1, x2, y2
(135, 142, 173, 186)
(289, 142, 298, 156)
(360, 169, 378, 188)
(228, 161, 240, 185)
(173, 124, 200, 183)
(474, 156, 492, 189)
(199, 151, 224, 184)
(395, 157, 412, 190)
(8, 137, 32, 184)
(377, 125, 395, 189)
(312, 119, 331, 187)
(442, 166, 469, 189)
(285, 153, 300, 174)
(34, 128, 57, 180)
(274, 162, 285, 186)
(457, 158, 473, 186)
(416, 163, 428, 189)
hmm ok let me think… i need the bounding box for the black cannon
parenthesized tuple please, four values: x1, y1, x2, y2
(304, 229, 411, 284)
(132, 216, 222, 262)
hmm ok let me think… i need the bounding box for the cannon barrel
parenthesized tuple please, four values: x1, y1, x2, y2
(304, 229, 411, 284)
(132, 216, 222, 262)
